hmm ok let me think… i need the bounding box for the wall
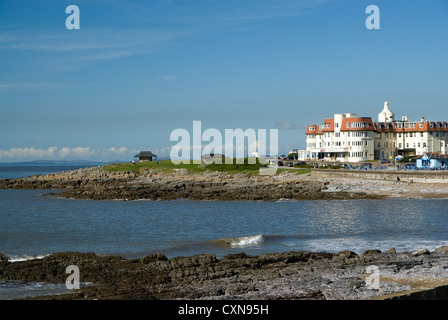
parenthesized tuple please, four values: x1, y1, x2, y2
(311, 169, 448, 182)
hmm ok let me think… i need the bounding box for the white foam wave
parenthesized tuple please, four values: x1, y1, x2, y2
(232, 234, 264, 247)
(8, 254, 49, 262)
(213, 234, 265, 248)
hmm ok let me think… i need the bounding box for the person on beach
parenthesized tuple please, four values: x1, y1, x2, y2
(396, 177, 400, 183)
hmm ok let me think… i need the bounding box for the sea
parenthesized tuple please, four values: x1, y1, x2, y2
(1, 165, 448, 299)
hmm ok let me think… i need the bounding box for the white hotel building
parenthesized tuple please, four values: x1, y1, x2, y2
(298, 101, 448, 163)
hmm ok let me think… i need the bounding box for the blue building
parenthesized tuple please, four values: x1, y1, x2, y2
(416, 153, 447, 170)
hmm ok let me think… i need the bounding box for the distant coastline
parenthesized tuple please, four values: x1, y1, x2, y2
(0, 160, 113, 166)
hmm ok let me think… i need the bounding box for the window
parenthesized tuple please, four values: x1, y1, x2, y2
(399, 143, 402, 148)
(423, 142, 427, 148)
(421, 132, 424, 137)
(398, 133, 402, 138)
(419, 123, 423, 128)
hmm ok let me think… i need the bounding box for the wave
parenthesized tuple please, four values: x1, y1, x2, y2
(7, 254, 49, 263)
(210, 234, 265, 248)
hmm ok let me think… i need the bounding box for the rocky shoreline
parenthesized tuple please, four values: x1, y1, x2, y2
(2, 246, 448, 300)
(1, 165, 447, 201)
(0, 166, 394, 201)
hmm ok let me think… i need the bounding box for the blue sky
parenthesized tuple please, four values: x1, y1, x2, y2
(0, 0, 447, 162)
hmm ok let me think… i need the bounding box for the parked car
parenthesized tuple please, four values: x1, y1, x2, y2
(404, 164, 416, 170)
(278, 161, 284, 166)
(295, 161, 307, 166)
(285, 162, 294, 167)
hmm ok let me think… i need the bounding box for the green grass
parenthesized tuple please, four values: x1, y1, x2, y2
(103, 157, 269, 176)
(277, 168, 312, 175)
(103, 160, 205, 175)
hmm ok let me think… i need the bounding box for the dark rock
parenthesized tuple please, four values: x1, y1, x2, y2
(335, 250, 359, 259)
(222, 252, 249, 260)
(140, 253, 168, 264)
(360, 250, 382, 258)
(0, 253, 9, 263)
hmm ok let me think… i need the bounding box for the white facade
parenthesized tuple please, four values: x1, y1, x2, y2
(299, 101, 448, 163)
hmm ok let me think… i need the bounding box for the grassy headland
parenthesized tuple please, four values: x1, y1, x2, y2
(103, 158, 311, 176)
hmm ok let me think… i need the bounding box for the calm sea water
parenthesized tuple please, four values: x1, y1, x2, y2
(0, 165, 96, 179)
(1, 165, 448, 299)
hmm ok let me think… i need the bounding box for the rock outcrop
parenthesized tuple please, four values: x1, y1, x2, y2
(0, 167, 383, 201)
(2, 247, 448, 300)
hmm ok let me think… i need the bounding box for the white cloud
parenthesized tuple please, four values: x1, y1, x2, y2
(0, 146, 130, 162)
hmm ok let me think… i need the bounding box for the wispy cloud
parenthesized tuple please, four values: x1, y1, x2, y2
(0, 82, 63, 92)
(0, 28, 192, 72)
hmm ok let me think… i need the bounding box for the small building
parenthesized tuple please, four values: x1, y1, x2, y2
(415, 153, 447, 169)
(134, 151, 157, 162)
